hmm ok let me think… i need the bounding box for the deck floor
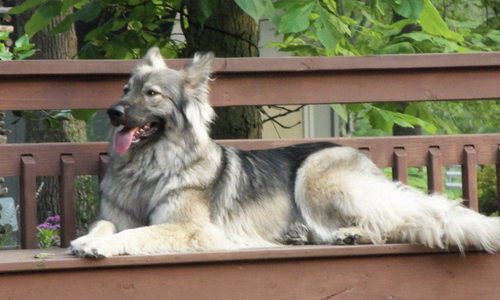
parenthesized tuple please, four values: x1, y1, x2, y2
(1, 245, 500, 300)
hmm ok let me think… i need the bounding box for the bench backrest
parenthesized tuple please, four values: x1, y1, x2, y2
(1, 53, 500, 249)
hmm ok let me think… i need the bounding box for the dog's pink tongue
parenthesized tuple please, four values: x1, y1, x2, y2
(115, 128, 138, 154)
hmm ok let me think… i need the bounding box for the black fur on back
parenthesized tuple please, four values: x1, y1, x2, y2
(209, 142, 340, 242)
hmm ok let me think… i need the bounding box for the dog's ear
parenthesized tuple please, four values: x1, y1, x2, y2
(142, 47, 167, 68)
(182, 52, 214, 92)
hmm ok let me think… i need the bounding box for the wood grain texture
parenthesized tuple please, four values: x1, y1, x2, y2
(428, 147, 443, 194)
(0, 135, 499, 177)
(392, 148, 408, 184)
(462, 146, 478, 211)
(59, 155, 76, 247)
(1, 54, 500, 110)
(0, 247, 499, 300)
(20, 156, 37, 249)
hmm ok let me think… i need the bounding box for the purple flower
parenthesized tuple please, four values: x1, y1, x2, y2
(51, 235, 59, 240)
(37, 222, 50, 230)
(56, 242, 61, 247)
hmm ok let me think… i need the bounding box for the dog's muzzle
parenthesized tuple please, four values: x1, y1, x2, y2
(107, 104, 125, 126)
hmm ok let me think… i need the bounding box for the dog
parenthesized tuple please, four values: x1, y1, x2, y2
(70, 47, 500, 258)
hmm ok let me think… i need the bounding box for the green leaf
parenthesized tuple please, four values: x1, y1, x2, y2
(419, 0, 463, 42)
(376, 42, 415, 54)
(71, 109, 97, 122)
(39, 0, 64, 19)
(49, 15, 75, 35)
(73, 2, 102, 23)
(487, 30, 500, 43)
(317, 27, 338, 52)
(330, 104, 348, 122)
(198, 0, 217, 26)
(25, 10, 51, 37)
(0, 46, 13, 61)
(234, 0, 268, 23)
(16, 49, 37, 60)
(130, 5, 145, 21)
(110, 20, 127, 32)
(0, 32, 9, 41)
(46, 116, 61, 128)
(278, 1, 315, 33)
(393, 0, 423, 22)
(368, 108, 393, 132)
(14, 42, 35, 52)
(263, 0, 279, 26)
(7, 0, 43, 15)
(14, 34, 29, 48)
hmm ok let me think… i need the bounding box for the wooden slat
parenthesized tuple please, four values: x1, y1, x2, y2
(19, 155, 37, 249)
(1, 248, 499, 300)
(393, 148, 408, 184)
(0, 245, 473, 273)
(59, 155, 76, 247)
(1, 54, 500, 110)
(1, 135, 500, 177)
(98, 154, 110, 184)
(462, 146, 478, 211)
(222, 134, 500, 168)
(0, 142, 107, 177)
(3, 52, 500, 75)
(428, 147, 443, 194)
(358, 147, 371, 160)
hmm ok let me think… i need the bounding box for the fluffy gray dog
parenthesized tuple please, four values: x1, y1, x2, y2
(70, 48, 500, 258)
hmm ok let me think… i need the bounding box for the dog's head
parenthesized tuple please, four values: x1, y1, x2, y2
(108, 47, 215, 154)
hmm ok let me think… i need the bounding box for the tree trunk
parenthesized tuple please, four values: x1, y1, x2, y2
(184, 0, 262, 139)
(15, 1, 97, 232)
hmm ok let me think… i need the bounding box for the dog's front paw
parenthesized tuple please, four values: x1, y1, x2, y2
(70, 237, 118, 259)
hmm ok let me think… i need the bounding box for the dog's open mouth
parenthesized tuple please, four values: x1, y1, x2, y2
(115, 122, 159, 154)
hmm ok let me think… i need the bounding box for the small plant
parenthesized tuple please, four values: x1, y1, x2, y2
(37, 215, 61, 249)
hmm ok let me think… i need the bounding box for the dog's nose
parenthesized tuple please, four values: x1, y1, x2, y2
(107, 105, 125, 126)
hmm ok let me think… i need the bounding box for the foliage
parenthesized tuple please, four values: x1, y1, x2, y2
(37, 215, 61, 249)
(8, 0, 185, 59)
(478, 165, 498, 216)
(0, 33, 36, 60)
(11, 109, 97, 129)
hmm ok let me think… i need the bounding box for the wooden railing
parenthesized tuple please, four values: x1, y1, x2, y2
(1, 53, 500, 300)
(1, 53, 500, 250)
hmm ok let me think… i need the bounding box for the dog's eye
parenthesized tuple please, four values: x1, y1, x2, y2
(123, 87, 130, 94)
(146, 90, 160, 96)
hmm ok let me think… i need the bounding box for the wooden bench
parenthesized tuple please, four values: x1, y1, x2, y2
(1, 53, 500, 300)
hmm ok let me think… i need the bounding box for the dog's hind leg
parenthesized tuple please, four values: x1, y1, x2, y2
(294, 147, 389, 245)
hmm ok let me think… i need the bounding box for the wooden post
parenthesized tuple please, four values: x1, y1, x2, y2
(393, 148, 408, 184)
(20, 155, 37, 249)
(428, 147, 443, 195)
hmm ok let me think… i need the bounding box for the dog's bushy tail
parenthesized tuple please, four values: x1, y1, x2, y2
(367, 183, 500, 254)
